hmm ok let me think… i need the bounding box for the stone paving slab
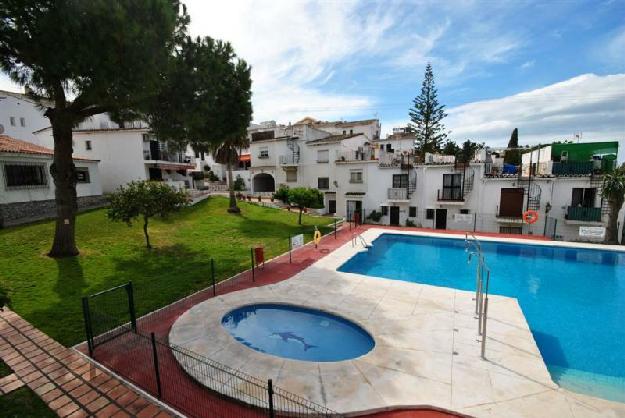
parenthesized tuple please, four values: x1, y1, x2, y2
(0, 308, 176, 418)
(169, 228, 625, 418)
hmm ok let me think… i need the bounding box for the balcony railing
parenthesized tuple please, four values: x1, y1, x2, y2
(336, 149, 375, 162)
(552, 161, 594, 176)
(437, 188, 464, 201)
(144, 149, 191, 164)
(566, 206, 602, 222)
(279, 154, 299, 165)
(387, 188, 408, 200)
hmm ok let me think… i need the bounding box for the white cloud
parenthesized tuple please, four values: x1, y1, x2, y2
(446, 73, 625, 146)
(520, 60, 535, 70)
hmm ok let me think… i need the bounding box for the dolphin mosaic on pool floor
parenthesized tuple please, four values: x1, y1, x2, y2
(169, 228, 625, 418)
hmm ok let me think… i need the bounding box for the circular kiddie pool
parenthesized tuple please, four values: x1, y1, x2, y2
(221, 303, 375, 362)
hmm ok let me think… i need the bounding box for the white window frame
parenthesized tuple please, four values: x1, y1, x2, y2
(349, 170, 363, 184)
(286, 170, 297, 182)
(259, 147, 269, 158)
(85, 140, 92, 151)
(9, 116, 15, 126)
(19, 117, 25, 127)
(317, 149, 329, 163)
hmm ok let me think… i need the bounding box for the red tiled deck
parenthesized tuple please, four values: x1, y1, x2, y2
(81, 224, 546, 417)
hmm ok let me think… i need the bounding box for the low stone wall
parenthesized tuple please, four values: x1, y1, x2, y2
(0, 195, 109, 228)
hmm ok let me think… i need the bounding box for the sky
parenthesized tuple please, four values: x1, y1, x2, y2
(1, 0, 624, 147)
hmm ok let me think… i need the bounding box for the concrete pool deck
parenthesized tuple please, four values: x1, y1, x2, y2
(170, 228, 625, 418)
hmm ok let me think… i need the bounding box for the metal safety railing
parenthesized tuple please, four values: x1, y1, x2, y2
(351, 233, 370, 248)
(465, 233, 491, 359)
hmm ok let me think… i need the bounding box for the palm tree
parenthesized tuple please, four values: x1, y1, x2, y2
(211, 135, 249, 213)
(601, 163, 625, 244)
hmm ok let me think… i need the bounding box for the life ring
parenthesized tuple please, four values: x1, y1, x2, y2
(313, 230, 322, 245)
(523, 210, 539, 224)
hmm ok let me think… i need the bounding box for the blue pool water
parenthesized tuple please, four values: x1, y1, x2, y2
(221, 304, 375, 362)
(338, 234, 625, 402)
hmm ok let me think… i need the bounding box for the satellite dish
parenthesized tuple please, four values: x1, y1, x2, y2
(0, 124, 4, 134)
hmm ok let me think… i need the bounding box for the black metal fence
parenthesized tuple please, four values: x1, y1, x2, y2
(81, 223, 347, 418)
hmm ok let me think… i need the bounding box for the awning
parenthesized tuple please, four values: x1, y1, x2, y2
(239, 154, 251, 162)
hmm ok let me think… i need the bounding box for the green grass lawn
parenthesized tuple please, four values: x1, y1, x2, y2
(0, 197, 333, 347)
(0, 387, 57, 418)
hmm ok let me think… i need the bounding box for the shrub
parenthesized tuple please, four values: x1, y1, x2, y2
(273, 185, 290, 203)
(406, 219, 416, 227)
(206, 170, 219, 182)
(367, 210, 383, 222)
(233, 176, 246, 191)
(0, 284, 10, 311)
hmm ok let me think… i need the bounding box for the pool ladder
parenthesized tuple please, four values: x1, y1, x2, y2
(465, 233, 491, 359)
(352, 233, 371, 249)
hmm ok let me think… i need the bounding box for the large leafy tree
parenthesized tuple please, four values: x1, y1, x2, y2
(601, 164, 625, 245)
(148, 36, 253, 214)
(504, 128, 521, 165)
(0, 0, 186, 257)
(408, 63, 447, 157)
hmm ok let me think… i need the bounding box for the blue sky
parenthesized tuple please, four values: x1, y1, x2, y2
(1, 0, 623, 146)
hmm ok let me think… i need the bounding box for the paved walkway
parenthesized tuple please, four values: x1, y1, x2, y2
(0, 308, 174, 418)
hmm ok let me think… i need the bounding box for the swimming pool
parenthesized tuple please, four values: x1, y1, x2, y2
(221, 304, 375, 362)
(338, 233, 625, 402)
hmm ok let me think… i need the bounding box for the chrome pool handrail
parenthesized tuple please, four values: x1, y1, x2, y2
(465, 233, 491, 360)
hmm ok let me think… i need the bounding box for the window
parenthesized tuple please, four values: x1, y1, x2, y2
(349, 170, 363, 183)
(19, 117, 25, 127)
(200, 152, 205, 161)
(409, 206, 417, 217)
(393, 174, 408, 188)
(9, 117, 15, 126)
(571, 188, 596, 208)
(317, 149, 329, 163)
(194, 151, 200, 158)
(386, 144, 393, 152)
(441, 173, 463, 200)
(317, 177, 329, 189)
(3, 164, 48, 188)
(342, 130, 346, 135)
(259, 147, 269, 158)
(349, 129, 353, 135)
(251, 131, 274, 142)
(75, 168, 90, 183)
(426, 209, 435, 220)
(85, 140, 92, 150)
(381, 206, 388, 216)
(460, 209, 470, 214)
(286, 169, 297, 182)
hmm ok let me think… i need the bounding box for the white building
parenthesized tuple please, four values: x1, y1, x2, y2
(34, 114, 196, 193)
(0, 89, 50, 142)
(0, 135, 103, 226)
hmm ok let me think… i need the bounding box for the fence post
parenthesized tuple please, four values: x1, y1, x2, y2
(552, 219, 558, 239)
(81, 297, 94, 357)
(126, 282, 137, 333)
(267, 379, 275, 418)
(473, 213, 477, 232)
(150, 333, 163, 399)
(251, 248, 255, 282)
(289, 235, 292, 264)
(211, 258, 216, 297)
(334, 219, 337, 239)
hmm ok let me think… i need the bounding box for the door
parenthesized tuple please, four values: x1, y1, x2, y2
(390, 206, 400, 226)
(346, 200, 362, 223)
(435, 209, 447, 229)
(149, 140, 161, 160)
(148, 167, 162, 181)
(499, 188, 525, 217)
(328, 199, 336, 214)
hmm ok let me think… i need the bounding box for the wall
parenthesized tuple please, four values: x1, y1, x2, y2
(72, 130, 147, 193)
(0, 93, 50, 142)
(0, 155, 102, 204)
(0, 195, 108, 228)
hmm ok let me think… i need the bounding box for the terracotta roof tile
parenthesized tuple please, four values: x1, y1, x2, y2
(0, 135, 97, 161)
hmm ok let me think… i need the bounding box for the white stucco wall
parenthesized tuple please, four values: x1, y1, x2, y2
(0, 154, 102, 204)
(0, 93, 50, 142)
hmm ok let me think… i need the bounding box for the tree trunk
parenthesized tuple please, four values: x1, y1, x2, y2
(226, 160, 240, 213)
(298, 207, 303, 225)
(605, 200, 620, 245)
(143, 216, 151, 249)
(48, 114, 79, 257)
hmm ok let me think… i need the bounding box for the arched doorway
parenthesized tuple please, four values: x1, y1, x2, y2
(253, 173, 275, 193)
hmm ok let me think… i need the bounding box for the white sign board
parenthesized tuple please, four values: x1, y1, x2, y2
(454, 214, 473, 223)
(291, 234, 304, 249)
(579, 226, 606, 240)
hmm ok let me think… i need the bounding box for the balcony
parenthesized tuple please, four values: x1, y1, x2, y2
(144, 149, 193, 164)
(279, 154, 299, 165)
(566, 206, 602, 222)
(387, 188, 408, 201)
(336, 149, 375, 162)
(437, 188, 464, 202)
(552, 161, 594, 176)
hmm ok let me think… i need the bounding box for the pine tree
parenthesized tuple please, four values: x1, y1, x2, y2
(409, 63, 448, 157)
(504, 128, 521, 165)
